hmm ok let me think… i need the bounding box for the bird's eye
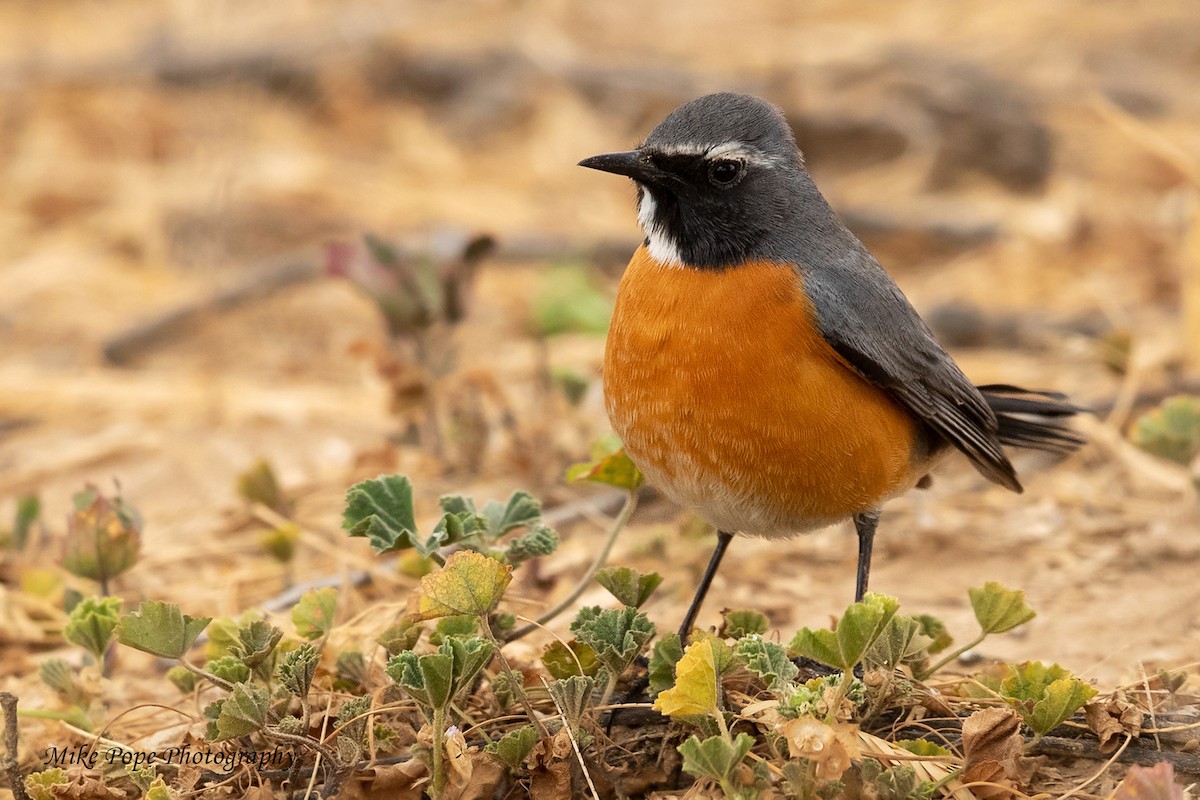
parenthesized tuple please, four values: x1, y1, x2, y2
(708, 159, 744, 187)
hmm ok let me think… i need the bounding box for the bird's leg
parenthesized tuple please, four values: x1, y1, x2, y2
(677, 530, 734, 641)
(853, 511, 880, 602)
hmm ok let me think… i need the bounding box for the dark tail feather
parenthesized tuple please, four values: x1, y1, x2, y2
(977, 384, 1087, 455)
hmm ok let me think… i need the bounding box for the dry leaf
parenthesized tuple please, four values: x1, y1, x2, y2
(776, 716, 860, 781)
(1112, 761, 1185, 800)
(961, 706, 1024, 800)
(529, 729, 573, 800)
(1084, 692, 1143, 753)
(443, 756, 505, 800)
(50, 777, 125, 799)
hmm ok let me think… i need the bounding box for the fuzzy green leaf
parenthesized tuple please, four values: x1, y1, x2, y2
(277, 643, 319, 697)
(485, 724, 540, 770)
(648, 633, 685, 696)
(63, 596, 123, 662)
(207, 655, 251, 684)
(721, 609, 770, 640)
(482, 491, 542, 536)
(292, 587, 338, 640)
(166, 664, 196, 693)
(547, 674, 597, 726)
(117, 600, 210, 659)
(230, 619, 284, 668)
(594, 566, 663, 608)
(504, 524, 559, 564)
(865, 615, 933, 670)
(788, 593, 899, 671)
(385, 636, 493, 714)
(207, 684, 269, 740)
(678, 732, 755, 783)
(429, 615, 478, 645)
(343, 474, 425, 553)
(736, 634, 799, 693)
(969, 582, 1036, 635)
(570, 605, 655, 677)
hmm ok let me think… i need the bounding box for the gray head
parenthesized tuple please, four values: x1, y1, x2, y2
(580, 92, 842, 269)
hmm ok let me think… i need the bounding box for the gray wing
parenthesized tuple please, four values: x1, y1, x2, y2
(801, 254, 1022, 492)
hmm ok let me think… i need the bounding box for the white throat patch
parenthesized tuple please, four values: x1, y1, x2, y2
(636, 189, 683, 267)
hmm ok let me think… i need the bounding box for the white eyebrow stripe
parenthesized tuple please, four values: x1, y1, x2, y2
(651, 140, 781, 166)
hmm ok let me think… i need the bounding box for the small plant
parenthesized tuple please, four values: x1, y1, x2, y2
(62, 483, 142, 595)
(1130, 395, 1200, 465)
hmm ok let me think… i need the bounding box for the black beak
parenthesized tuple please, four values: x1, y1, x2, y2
(578, 150, 651, 181)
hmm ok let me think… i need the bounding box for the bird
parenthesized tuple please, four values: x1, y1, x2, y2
(579, 92, 1084, 639)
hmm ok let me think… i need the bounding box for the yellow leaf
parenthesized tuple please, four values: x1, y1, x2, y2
(653, 639, 719, 718)
(410, 551, 513, 621)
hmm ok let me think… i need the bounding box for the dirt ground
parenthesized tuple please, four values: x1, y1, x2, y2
(1, 0, 1199, 793)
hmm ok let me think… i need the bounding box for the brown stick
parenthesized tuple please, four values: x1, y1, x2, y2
(1, 693, 28, 800)
(1030, 735, 1200, 775)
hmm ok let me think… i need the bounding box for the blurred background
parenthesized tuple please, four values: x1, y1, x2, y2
(2, 1, 1199, 683)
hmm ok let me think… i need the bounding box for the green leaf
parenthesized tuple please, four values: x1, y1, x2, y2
(865, 615, 933, 670)
(504, 524, 559, 564)
(207, 684, 269, 740)
(566, 434, 644, 491)
(547, 674, 597, 726)
(594, 566, 663, 608)
(117, 600, 210, 659)
(570, 606, 655, 678)
(145, 775, 175, 800)
(969, 582, 1036, 635)
(11, 493, 40, 550)
(530, 264, 612, 337)
(378, 618, 424, 655)
(25, 768, 69, 800)
(541, 639, 601, 680)
(236, 459, 289, 514)
(385, 637, 493, 714)
(410, 550, 512, 621)
(337, 695, 372, 748)
(343, 475, 424, 553)
(895, 739, 952, 757)
(653, 638, 721, 719)
(292, 587, 338, 640)
(915, 614, 954, 655)
(1000, 661, 1097, 735)
(482, 491, 542, 536)
(721, 609, 769, 640)
(166, 664, 197, 693)
(62, 484, 142, 583)
(334, 650, 368, 693)
(230, 619, 284, 668)
(259, 524, 300, 564)
(429, 615, 478, 645)
(278, 643, 320, 697)
(678, 732, 755, 783)
(648, 633, 684, 696)
(63, 596, 123, 661)
(207, 655, 251, 684)
(1130, 395, 1200, 464)
(485, 724, 540, 770)
(735, 635, 799, 693)
(788, 593, 899, 671)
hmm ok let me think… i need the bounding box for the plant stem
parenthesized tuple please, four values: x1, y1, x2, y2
(919, 632, 987, 680)
(430, 705, 446, 799)
(480, 624, 549, 738)
(506, 491, 637, 642)
(177, 658, 237, 693)
(599, 671, 620, 709)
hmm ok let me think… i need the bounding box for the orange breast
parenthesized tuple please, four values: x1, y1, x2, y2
(604, 246, 926, 537)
